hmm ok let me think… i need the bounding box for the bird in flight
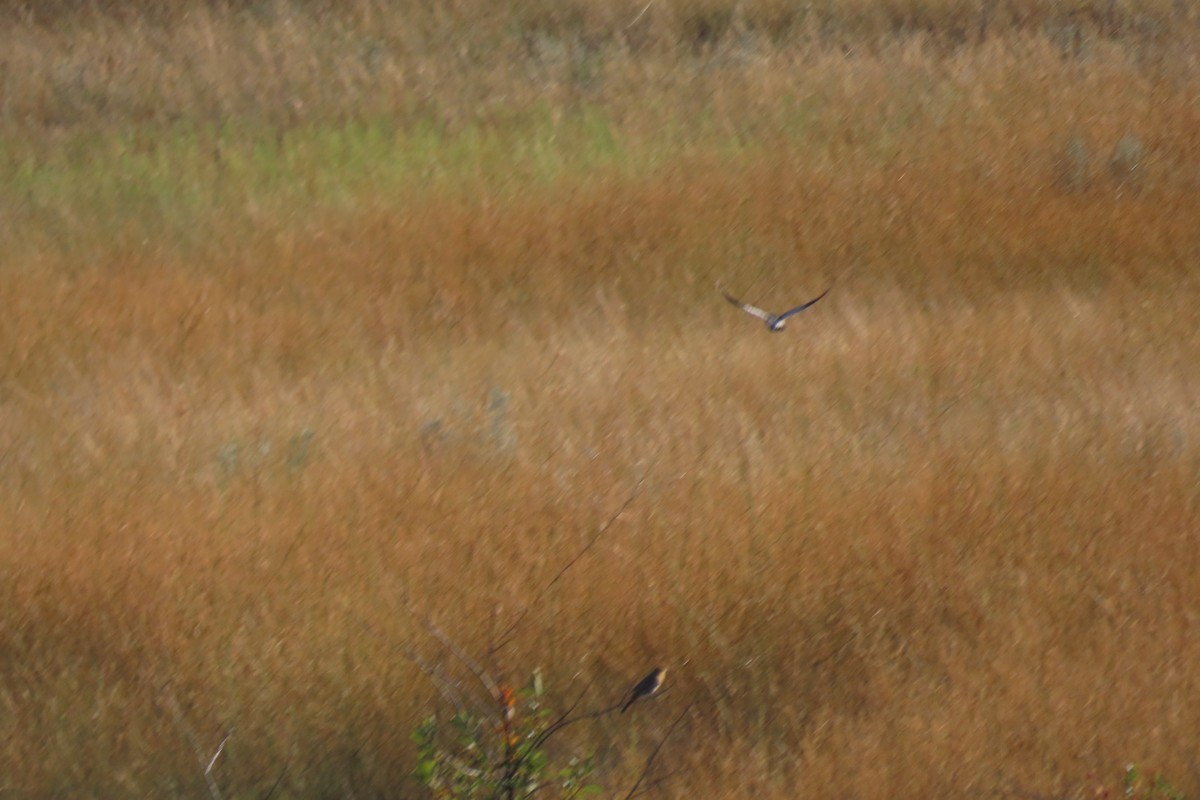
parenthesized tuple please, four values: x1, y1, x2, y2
(621, 667, 666, 713)
(721, 285, 830, 332)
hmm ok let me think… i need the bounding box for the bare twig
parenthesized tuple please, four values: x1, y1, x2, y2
(535, 346, 563, 386)
(260, 764, 288, 800)
(626, 0, 656, 29)
(625, 767, 686, 798)
(205, 727, 235, 775)
(490, 464, 656, 656)
(353, 614, 495, 722)
(406, 600, 502, 703)
(159, 684, 225, 800)
(171, 294, 209, 362)
(527, 675, 601, 751)
(623, 702, 694, 800)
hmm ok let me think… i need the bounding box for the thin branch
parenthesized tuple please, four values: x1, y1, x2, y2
(159, 684, 225, 800)
(490, 465, 656, 656)
(406, 600, 502, 703)
(205, 727, 235, 775)
(353, 614, 495, 722)
(626, 0, 656, 29)
(259, 764, 288, 800)
(170, 294, 209, 362)
(623, 702, 694, 800)
(629, 767, 687, 798)
(527, 675, 601, 751)
(535, 347, 563, 386)
(532, 678, 645, 750)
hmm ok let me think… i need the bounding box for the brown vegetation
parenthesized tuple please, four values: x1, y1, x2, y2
(2, 1, 1199, 796)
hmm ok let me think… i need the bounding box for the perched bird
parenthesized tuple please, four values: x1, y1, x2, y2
(621, 667, 666, 713)
(721, 286, 830, 332)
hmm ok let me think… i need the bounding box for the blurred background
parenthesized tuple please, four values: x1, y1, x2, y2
(2, 1, 1199, 796)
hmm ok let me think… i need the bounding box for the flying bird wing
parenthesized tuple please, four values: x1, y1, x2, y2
(776, 287, 831, 321)
(721, 290, 773, 322)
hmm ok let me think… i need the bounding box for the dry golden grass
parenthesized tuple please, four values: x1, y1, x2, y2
(2, 1, 1200, 797)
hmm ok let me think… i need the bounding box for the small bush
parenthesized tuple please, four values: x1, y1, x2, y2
(412, 672, 600, 799)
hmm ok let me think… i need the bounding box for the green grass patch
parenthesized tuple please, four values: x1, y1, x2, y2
(0, 106, 765, 261)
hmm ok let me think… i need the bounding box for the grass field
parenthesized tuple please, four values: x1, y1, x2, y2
(3, 1, 1200, 797)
